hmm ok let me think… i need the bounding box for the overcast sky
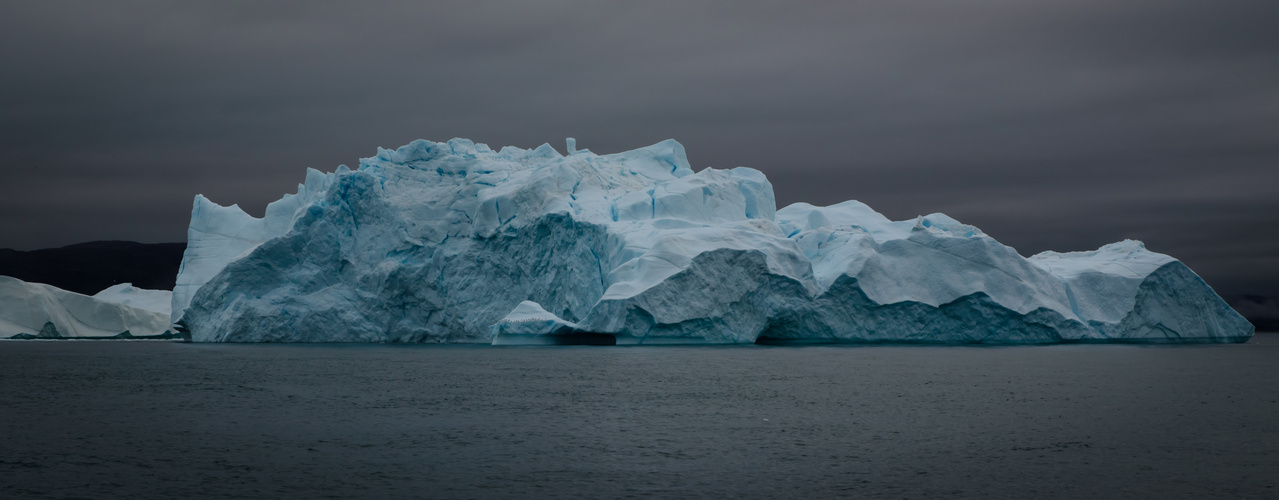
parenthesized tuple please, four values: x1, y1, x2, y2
(1, 0, 1276, 296)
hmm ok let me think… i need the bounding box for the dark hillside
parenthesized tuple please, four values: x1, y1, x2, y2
(0, 241, 185, 295)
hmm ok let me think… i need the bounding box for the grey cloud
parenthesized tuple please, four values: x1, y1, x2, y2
(1, 0, 1275, 295)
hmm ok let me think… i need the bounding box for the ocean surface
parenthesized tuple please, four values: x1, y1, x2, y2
(2, 336, 1278, 499)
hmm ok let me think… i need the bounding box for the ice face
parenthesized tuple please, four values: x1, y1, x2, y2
(93, 283, 172, 316)
(1027, 241, 1244, 339)
(170, 167, 337, 324)
(0, 276, 172, 339)
(173, 138, 1253, 344)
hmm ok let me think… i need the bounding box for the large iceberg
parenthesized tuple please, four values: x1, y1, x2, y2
(174, 138, 1253, 344)
(1, 276, 174, 339)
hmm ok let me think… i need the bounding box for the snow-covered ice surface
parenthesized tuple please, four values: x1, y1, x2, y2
(94, 283, 172, 316)
(0, 276, 173, 339)
(175, 138, 1253, 344)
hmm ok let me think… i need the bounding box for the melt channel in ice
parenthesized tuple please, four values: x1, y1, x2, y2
(172, 138, 1253, 344)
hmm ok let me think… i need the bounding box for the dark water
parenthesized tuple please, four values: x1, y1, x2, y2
(2, 337, 1278, 499)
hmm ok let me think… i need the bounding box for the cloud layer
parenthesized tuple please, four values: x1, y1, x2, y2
(2, 1, 1275, 295)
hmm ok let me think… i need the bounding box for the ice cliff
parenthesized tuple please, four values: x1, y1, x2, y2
(1, 276, 173, 339)
(174, 138, 1253, 344)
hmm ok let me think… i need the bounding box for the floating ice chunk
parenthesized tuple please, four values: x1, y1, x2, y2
(0, 276, 172, 339)
(490, 301, 600, 345)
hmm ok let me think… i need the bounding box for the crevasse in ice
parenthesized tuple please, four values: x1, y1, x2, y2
(173, 138, 1253, 344)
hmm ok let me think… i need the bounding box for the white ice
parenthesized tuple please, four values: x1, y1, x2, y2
(0, 276, 172, 339)
(94, 283, 172, 316)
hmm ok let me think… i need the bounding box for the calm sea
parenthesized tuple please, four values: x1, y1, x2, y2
(2, 336, 1277, 499)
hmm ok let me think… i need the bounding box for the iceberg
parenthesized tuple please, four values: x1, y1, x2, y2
(1, 276, 174, 339)
(174, 138, 1253, 344)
